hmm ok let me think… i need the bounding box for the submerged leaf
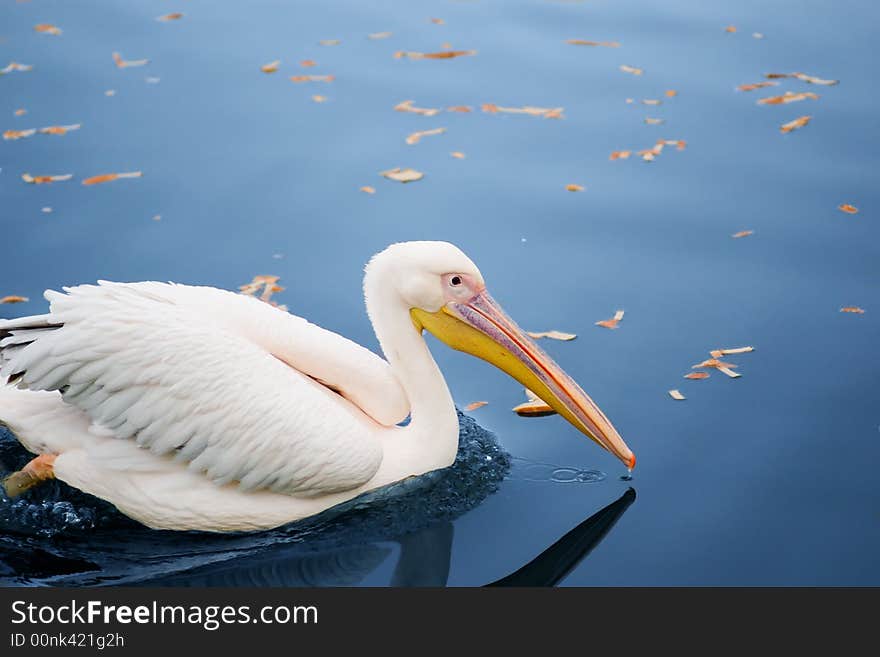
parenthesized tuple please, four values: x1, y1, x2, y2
(360, 186, 376, 194)
(156, 13, 184, 22)
(738, 81, 779, 92)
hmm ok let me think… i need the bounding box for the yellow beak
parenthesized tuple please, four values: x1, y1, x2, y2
(411, 290, 636, 470)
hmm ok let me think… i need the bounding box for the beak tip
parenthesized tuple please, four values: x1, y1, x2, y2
(625, 452, 636, 470)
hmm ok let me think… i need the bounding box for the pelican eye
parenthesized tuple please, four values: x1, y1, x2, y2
(450, 276, 462, 286)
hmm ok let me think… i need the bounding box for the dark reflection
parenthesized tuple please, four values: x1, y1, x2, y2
(486, 488, 636, 587)
(0, 414, 634, 587)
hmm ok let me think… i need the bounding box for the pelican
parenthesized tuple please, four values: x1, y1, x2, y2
(0, 241, 634, 532)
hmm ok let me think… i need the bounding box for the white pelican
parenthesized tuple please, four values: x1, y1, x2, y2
(0, 241, 634, 532)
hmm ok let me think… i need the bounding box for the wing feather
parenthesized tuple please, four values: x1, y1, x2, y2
(0, 281, 407, 496)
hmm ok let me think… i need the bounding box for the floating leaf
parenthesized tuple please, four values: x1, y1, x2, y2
(464, 401, 488, 412)
(21, 173, 72, 184)
(0, 296, 28, 304)
(380, 167, 424, 183)
(38, 123, 81, 135)
(840, 307, 865, 314)
(780, 115, 811, 133)
(261, 60, 280, 73)
(793, 72, 838, 85)
(526, 330, 577, 341)
(1, 62, 33, 75)
(753, 32, 765, 39)
(757, 92, 819, 105)
(430, 18, 445, 25)
(446, 105, 472, 113)
(482, 103, 563, 119)
(737, 81, 779, 92)
(665, 89, 678, 97)
(718, 367, 741, 378)
(82, 171, 142, 186)
(644, 117, 664, 125)
(311, 94, 327, 103)
(394, 100, 440, 116)
(718, 346, 754, 355)
(405, 127, 446, 145)
(290, 74, 334, 83)
(319, 40, 341, 46)
(239, 275, 286, 307)
(300, 60, 316, 68)
(724, 25, 737, 33)
(620, 64, 643, 75)
(684, 372, 710, 380)
(610, 150, 631, 160)
(669, 389, 686, 400)
(368, 32, 392, 40)
(642, 99, 662, 106)
(732, 230, 754, 238)
(360, 186, 375, 194)
(567, 39, 620, 47)
(34, 24, 62, 35)
(3, 129, 35, 140)
(156, 13, 183, 22)
(14, 108, 26, 116)
(450, 151, 466, 159)
(394, 50, 476, 60)
(104, 89, 116, 96)
(595, 310, 624, 330)
(513, 389, 556, 417)
(839, 204, 858, 214)
(565, 183, 584, 192)
(113, 52, 149, 68)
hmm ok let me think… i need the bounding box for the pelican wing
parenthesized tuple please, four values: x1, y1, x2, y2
(0, 281, 410, 495)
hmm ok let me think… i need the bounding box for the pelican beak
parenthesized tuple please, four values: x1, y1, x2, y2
(411, 290, 636, 470)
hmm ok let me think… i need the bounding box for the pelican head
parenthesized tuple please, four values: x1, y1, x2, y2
(366, 241, 635, 470)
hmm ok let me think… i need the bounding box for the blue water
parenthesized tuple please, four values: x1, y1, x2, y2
(1, 0, 878, 586)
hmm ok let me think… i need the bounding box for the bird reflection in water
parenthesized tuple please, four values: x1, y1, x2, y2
(0, 412, 634, 587)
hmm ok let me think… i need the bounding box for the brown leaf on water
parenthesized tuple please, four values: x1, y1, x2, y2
(710, 350, 724, 359)
(481, 103, 564, 119)
(1, 62, 33, 74)
(839, 204, 858, 214)
(34, 24, 62, 35)
(430, 18, 445, 25)
(780, 115, 811, 133)
(692, 359, 738, 370)
(669, 389, 686, 400)
(360, 186, 375, 194)
(446, 105, 472, 113)
(300, 60, 316, 68)
(21, 173, 72, 184)
(724, 25, 737, 33)
(290, 74, 334, 83)
(38, 123, 81, 135)
(14, 109, 26, 116)
(684, 372, 710, 380)
(368, 32, 392, 40)
(156, 13, 183, 22)
(840, 307, 865, 314)
(610, 150, 631, 160)
(513, 389, 556, 417)
(311, 95, 327, 103)
(394, 50, 476, 60)
(595, 310, 624, 330)
(380, 167, 424, 183)
(526, 330, 577, 341)
(565, 184, 585, 192)
(644, 117, 665, 125)
(82, 171, 142, 186)
(3, 129, 36, 140)
(464, 401, 488, 412)
(394, 100, 441, 116)
(732, 230, 754, 238)
(793, 72, 838, 86)
(113, 52, 149, 68)
(405, 127, 446, 145)
(260, 60, 280, 73)
(737, 81, 779, 92)
(665, 89, 678, 97)
(450, 151, 466, 159)
(757, 92, 819, 105)
(319, 40, 341, 46)
(566, 39, 620, 47)
(1, 296, 29, 304)
(620, 64, 643, 75)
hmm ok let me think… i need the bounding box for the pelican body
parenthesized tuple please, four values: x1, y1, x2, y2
(0, 242, 634, 532)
